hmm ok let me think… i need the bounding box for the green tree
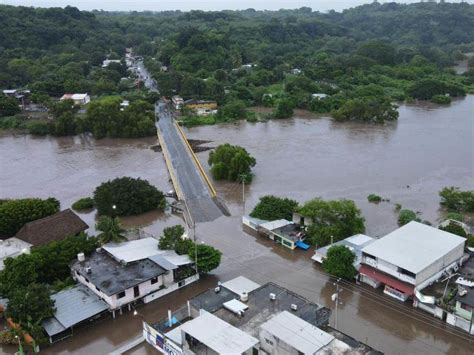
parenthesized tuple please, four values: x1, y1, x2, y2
(0, 198, 60, 238)
(273, 98, 294, 119)
(398, 209, 420, 226)
(93, 177, 165, 216)
(191, 244, 222, 274)
(322, 245, 357, 280)
(332, 97, 398, 123)
(0, 96, 20, 117)
(96, 216, 126, 244)
(6, 283, 55, 332)
(158, 225, 186, 250)
(72, 197, 95, 211)
(250, 195, 298, 221)
(297, 198, 365, 247)
(208, 144, 256, 182)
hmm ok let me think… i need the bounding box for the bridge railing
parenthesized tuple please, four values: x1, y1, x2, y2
(174, 122, 217, 198)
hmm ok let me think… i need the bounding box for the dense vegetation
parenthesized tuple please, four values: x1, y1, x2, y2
(93, 177, 166, 216)
(439, 221, 470, 239)
(0, 234, 98, 343)
(72, 197, 95, 211)
(322, 245, 357, 280)
(0, 198, 60, 238)
(1, 2, 473, 129)
(439, 187, 474, 212)
(208, 144, 256, 182)
(297, 198, 365, 246)
(96, 216, 127, 244)
(398, 209, 420, 226)
(250, 195, 298, 221)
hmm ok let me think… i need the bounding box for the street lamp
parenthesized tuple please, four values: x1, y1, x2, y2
(331, 278, 343, 329)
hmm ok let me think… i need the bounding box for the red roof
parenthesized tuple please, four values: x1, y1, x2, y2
(359, 264, 414, 296)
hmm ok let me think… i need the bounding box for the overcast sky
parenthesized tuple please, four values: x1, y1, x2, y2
(2, 1, 470, 12)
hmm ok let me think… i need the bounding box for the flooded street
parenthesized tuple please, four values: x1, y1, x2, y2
(0, 96, 473, 354)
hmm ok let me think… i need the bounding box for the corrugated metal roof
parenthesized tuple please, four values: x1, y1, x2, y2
(362, 221, 465, 274)
(42, 284, 108, 336)
(181, 311, 258, 354)
(148, 251, 193, 270)
(260, 311, 334, 353)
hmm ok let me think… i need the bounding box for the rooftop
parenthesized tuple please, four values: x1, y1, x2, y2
(180, 311, 259, 354)
(15, 209, 88, 246)
(260, 311, 335, 353)
(71, 250, 166, 296)
(103, 237, 160, 263)
(0, 237, 32, 270)
(362, 221, 466, 274)
(455, 288, 474, 307)
(42, 284, 108, 337)
(221, 276, 260, 299)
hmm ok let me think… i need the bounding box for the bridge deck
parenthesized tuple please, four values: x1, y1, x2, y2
(156, 107, 224, 224)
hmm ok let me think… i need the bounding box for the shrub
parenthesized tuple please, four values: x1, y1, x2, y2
(367, 194, 382, 203)
(94, 177, 165, 216)
(398, 209, 420, 226)
(446, 212, 464, 222)
(26, 120, 50, 135)
(467, 237, 474, 248)
(0, 197, 60, 238)
(439, 222, 468, 238)
(439, 187, 474, 212)
(72, 197, 95, 211)
(431, 95, 451, 104)
(208, 144, 256, 182)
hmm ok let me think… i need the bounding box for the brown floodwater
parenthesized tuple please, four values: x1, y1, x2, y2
(0, 96, 473, 354)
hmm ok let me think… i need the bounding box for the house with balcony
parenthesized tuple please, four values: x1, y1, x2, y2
(360, 221, 466, 302)
(70, 237, 198, 317)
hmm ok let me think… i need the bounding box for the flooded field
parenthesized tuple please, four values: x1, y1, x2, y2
(0, 96, 473, 354)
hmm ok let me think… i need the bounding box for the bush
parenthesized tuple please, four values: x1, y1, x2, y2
(26, 120, 50, 135)
(0, 197, 60, 238)
(431, 95, 451, 104)
(367, 194, 382, 203)
(208, 144, 256, 182)
(332, 97, 398, 123)
(322, 245, 357, 280)
(272, 98, 294, 119)
(298, 198, 365, 247)
(191, 244, 222, 274)
(398, 209, 420, 226)
(439, 222, 469, 238)
(446, 212, 464, 222)
(72, 197, 95, 211)
(467, 237, 474, 248)
(439, 187, 474, 212)
(250, 195, 298, 221)
(94, 177, 166, 216)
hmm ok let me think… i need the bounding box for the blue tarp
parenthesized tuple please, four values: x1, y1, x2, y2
(296, 241, 310, 250)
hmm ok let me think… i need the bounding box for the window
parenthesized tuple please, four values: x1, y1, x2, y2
(460, 302, 473, 312)
(151, 277, 158, 285)
(117, 291, 126, 299)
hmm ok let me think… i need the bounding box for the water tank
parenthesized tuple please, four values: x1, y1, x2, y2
(269, 293, 276, 301)
(77, 252, 85, 262)
(241, 292, 249, 302)
(85, 266, 92, 274)
(214, 286, 221, 293)
(291, 304, 298, 311)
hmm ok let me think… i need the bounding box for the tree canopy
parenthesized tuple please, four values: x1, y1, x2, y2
(96, 216, 127, 244)
(297, 198, 365, 247)
(93, 177, 166, 216)
(208, 144, 256, 183)
(250, 195, 298, 221)
(0, 197, 60, 238)
(322, 245, 357, 280)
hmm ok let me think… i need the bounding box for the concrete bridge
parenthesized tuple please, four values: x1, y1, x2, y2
(155, 103, 228, 225)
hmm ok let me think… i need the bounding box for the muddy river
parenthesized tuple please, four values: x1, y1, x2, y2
(0, 96, 473, 354)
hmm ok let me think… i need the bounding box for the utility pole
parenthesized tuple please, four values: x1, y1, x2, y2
(331, 278, 342, 329)
(193, 221, 198, 274)
(239, 173, 247, 216)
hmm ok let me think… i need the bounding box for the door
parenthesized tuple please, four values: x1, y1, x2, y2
(134, 285, 140, 298)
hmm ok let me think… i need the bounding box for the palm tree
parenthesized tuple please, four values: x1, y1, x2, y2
(96, 216, 126, 244)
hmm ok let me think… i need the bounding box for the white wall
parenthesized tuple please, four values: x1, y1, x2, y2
(259, 328, 300, 355)
(416, 244, 464, 284)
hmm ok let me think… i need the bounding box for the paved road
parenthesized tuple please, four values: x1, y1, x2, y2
(156, 105, 224, 224)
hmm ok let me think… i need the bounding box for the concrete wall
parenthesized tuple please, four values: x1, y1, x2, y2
(455, 301, 473, 321)
(416, 243, 464, 284)
(259, 328, 300, 355)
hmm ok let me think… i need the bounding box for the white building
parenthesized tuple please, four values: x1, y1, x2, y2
(360, 221, 466, 301)
(60, 93, 91, 105)
(71, 238, 198, 316)
(0, 237, 32, 271)
(172, 95, 184, 110)
(102, 59, 121, 68)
